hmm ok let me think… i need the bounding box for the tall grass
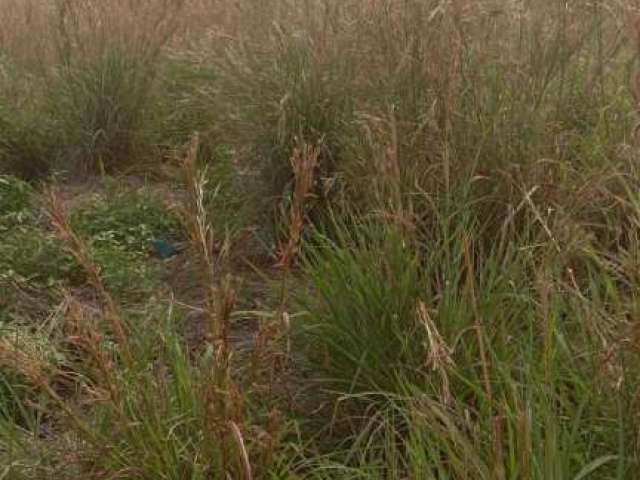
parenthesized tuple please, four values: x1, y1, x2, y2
(0, 0, 185, 177)
(294, 189, 640, 478)
(298, 221, 425, 394)
(1, 0, 640, 478)
(50, 0, 185, 172)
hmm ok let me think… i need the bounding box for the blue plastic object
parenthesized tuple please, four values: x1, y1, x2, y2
(151, 239, 180, 259)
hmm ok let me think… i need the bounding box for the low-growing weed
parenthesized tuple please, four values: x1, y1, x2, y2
(0, 175, 34, 227)
(0, 177, 80, 302)
(70, 190, 179, 298)
(71, 190, 179, 253)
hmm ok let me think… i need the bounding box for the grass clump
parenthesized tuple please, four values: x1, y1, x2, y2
(66, 302, 248, 479)
(0, 103, 55, 181)
(292, 201, 640, 478)
(0, 56, 56, 181)
(211, 27, 357, 229)
(45, 0, 185, 173)
(53, 50, 159, 171)
(298, 222, 425, 395)
(0, 322, 65, 418)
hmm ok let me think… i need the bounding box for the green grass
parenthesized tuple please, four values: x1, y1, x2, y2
(292, 207, 639, 478)
(297, 221, 425, 395)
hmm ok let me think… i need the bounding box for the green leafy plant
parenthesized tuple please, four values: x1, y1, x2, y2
(71, 190, 178, 252)
(0, 177, 80, 290)
(70, 190, 178, 297)
(0, 175, 34, 228)
(0, 228, 80, 288)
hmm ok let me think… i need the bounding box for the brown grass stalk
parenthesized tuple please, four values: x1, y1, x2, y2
(44, 186, 132, 363)
(0, 335, 101, 447)
(62, 290, 123, 410)
(179, 132, 245, 475)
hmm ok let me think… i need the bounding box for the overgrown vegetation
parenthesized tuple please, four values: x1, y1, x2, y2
(1, 0, 640, 478)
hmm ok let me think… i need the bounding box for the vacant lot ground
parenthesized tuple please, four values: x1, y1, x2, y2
(2, 1, 640, 478)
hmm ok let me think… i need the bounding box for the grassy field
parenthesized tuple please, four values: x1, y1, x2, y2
(2, 1, 640, 478)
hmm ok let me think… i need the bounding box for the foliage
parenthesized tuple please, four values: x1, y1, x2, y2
(0, 322, 65, 430)
(295, 211, 640, 478)
(0, 58, 56, 181)
(0, 175, 33, 227)
(0, 176, 80, 291)
(71, 190, 178, 254)
(52, 48, 158, 171)
(70, 190, 179, 297)
(0, 228, 80, 288)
